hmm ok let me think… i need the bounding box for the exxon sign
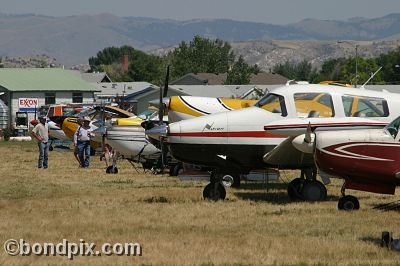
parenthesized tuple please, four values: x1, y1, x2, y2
(19, 98, 39, 113)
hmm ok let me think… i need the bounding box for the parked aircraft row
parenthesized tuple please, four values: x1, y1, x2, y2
(35, 78, 400, 210)
(147, 81, 400, 210)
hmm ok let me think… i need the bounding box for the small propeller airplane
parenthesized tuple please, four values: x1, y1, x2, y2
(168, 87, 264, 123)
(163, 82, 400, 201)
(106, 66, 265, 174)
(291, 115, 400, 210)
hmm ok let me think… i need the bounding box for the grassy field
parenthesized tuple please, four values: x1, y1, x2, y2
(0, 141, 399, 265)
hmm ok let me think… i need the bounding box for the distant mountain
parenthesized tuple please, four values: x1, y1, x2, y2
(0, 13, 400, 68)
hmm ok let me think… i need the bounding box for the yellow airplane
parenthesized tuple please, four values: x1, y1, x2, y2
(61, 105, 135, 152)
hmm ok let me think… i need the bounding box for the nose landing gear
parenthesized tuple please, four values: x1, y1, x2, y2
(202, 171, 230, 201)
(337, 183, 360, 210)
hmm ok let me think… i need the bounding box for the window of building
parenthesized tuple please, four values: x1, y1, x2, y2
(72, 92, 83, 103)
(45, 93, 56, 105)
(341, 95, 389, 117)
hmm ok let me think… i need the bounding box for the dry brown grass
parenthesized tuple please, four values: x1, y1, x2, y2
(0, 141, 399, 265)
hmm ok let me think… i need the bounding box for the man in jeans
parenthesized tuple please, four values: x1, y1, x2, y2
(73, 117, 94, 168)
(31, 116, 50, 169)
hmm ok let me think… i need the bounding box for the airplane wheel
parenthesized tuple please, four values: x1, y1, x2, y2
(287, 178, 303, 200)
(338, 195, 359, 210)
(106, 166, 118, 174)
(203, 183, 226, 201)
(49, 146, 54, 151)
(90, 148, 96, 156)
(169, 165, 175, 176)
(231, 174, 241, 188)
(301, 180, 327, 202)
(169, 163, 183, 176)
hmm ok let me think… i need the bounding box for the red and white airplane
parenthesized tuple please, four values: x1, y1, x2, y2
(291, 115, 400, 210)
(165, 83, 400, 200)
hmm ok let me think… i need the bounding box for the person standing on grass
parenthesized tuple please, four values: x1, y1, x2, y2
(73, 117, 83, 166)
(74, 117, 94, 168)
(31, 116, 50, 169)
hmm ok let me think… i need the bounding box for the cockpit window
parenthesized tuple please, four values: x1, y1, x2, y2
(385, 116, 400, 138)
(342, 95, 389, 117)
(255, 93, 287, 116)
(293, 93, 334, 118)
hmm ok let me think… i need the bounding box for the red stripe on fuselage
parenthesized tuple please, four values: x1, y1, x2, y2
(168, 131, 285, 138)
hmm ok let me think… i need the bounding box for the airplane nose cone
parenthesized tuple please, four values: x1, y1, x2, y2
(292, 134, 315, 154)
(145, 124, 168, 140)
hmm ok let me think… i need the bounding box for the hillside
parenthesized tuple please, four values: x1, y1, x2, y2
(0, 13, 400, 69)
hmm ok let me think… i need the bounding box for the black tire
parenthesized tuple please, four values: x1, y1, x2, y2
(231, 174, 241, 188)
(169, 165, 175, 176)
(287, 178, 303, 200)
(106, 166, 118, 174)
(203, 183, 226, 201)
(170, 163, 183, 176)
(49, 146, 54, 151)
(338, 195, 360, 210)
(301, 180, 327, 202)
(90, 147, 96, 156)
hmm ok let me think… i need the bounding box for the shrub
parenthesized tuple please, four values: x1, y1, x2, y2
(2, 128, 11, 141)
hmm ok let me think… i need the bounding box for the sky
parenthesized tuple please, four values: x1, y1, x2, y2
(1, 0, 400, 24)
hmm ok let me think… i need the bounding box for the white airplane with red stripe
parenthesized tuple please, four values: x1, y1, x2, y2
(165, 83, 400, 200)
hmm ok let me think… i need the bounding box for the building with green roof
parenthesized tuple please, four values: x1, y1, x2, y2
(0, 68, 97, 129)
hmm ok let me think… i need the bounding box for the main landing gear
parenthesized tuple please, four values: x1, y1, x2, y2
(203, 171, 238, 201)
(287, 167, 327, 202)
(337, 182, 360, 210)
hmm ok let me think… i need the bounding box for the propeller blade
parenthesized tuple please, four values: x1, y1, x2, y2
(304, 122, 312, 143)
(159, 65, 170, 124)
(163, 65, 170, 98)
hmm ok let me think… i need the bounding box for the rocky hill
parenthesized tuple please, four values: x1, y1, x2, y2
(1, 13, 400, 69)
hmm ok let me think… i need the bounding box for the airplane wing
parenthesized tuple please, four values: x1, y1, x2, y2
(263, 117, 388, 168)
(264, 117, 388, 137)
(263, 136, 314, 168)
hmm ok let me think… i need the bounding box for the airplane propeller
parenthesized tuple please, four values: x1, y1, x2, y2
(159, 65, 169, 125)
(292, 123, 316, 154)
(142, 65, 170, 137)
(143, 65, 171, 171)
(304, 122, 312, 143)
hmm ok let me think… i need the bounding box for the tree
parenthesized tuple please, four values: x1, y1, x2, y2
(273, 60, 316, 82)
(169, 36, 235, 78)
(225, 56, 260, 85)
(88, 46, 164, 83)
(376, 47, 400, 84)
(311, 58, 348, 83)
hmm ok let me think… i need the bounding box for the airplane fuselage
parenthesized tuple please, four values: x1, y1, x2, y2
(315, 128, 400, 194)
(167, 84, 400, 173)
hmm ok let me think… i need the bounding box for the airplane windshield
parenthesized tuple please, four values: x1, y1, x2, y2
(385, 116, 400, 138)
(255, 93, 287, 116)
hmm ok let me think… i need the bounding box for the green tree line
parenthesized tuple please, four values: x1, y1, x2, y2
(273, 47, 400, 86)
(88, 36, 259, 85)
(89, 37, 400, 86)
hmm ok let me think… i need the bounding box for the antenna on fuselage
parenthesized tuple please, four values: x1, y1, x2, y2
(360, 66, 383, 89)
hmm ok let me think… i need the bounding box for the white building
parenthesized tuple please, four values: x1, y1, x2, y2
(0, 68, 97, 130)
